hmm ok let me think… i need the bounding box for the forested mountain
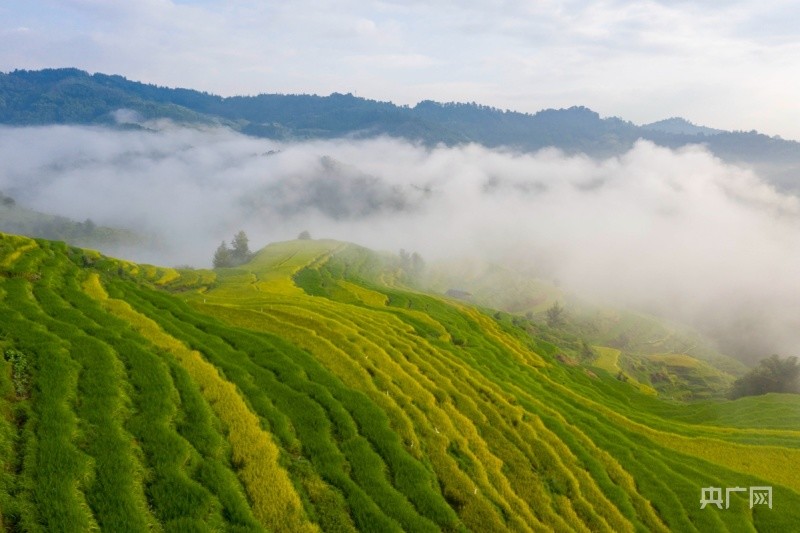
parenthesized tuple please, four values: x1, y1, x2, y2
(3, 68, 799, 190)
(641, 117, 724, 136)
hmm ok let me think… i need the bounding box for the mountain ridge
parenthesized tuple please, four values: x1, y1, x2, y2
(641, 117, 725, 136)
(3, 68, 800, 191)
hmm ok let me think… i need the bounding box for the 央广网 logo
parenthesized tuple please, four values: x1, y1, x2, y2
(700, 486, 772, 509)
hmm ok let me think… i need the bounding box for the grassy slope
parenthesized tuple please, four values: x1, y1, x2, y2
(0, 199, 149, 261)
(426, 260, 747, 400)
(0, 233, 798, 532)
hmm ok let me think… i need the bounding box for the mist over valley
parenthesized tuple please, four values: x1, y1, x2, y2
(2, 117, 799, 365)
(3, 1, 800, 526)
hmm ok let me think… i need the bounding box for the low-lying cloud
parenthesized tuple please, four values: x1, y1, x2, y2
(1, 124, 799, 364)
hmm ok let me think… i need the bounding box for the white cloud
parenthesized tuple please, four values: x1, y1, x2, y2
(345, 53, 439, 69)
(2, 125, 800, 362)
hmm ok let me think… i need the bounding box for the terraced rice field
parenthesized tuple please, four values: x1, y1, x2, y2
(591, 346, 657, 397)
(0, 233, 798, 531)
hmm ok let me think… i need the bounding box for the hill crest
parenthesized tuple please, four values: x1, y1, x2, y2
(4, 67, 800, 191)
(1, 231, 799, 531)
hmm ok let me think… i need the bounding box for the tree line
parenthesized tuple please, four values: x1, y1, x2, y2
(213, 231, 253, 268)
(730, 354, 799, 399)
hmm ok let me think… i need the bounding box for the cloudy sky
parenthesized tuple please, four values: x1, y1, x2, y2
(2, 1, 799, 138)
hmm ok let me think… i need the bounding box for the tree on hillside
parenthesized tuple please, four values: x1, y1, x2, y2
(397, 249, 426, 283)
(231, 230, 252, 264)
(298, 230, 312, 240)
(545, 301, 566, 328)
(80, 218, 96, 235)
(410, 252, 425, 277)
(213, 231, 257, 268)
(213, 241, 232, 268)
(730, 355, 800, 399)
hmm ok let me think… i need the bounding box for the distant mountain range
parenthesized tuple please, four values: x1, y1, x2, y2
(2, 68, 799, 191)
(641, 117, 725, 137)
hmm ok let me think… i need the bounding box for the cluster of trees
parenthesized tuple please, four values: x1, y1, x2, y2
(24, 217, 98, 240)
(730, 354, 799, 399)
(213, 231, 253, 268)
(398, 249, 425, 279)
(0, 68, 207, 125)
(545, 301, 567, 328)
(1, 198, 140, 246)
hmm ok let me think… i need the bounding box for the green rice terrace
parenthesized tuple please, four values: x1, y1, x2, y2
(0, 232, 798, 532)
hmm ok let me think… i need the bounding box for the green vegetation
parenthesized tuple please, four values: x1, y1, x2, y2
(0, 193, 144, 251)
(730, 355, 800, 399)
(427, 259, 746, 400)
(213, 231, 255, 268)
(0, 231, 798, 531)
(545, 301, 566, 328)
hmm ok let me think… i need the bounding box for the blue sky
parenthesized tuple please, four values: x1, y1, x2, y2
(2, 0, 800, 139)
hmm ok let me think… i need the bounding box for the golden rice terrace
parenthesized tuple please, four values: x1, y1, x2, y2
(0, 233, 798, 532)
